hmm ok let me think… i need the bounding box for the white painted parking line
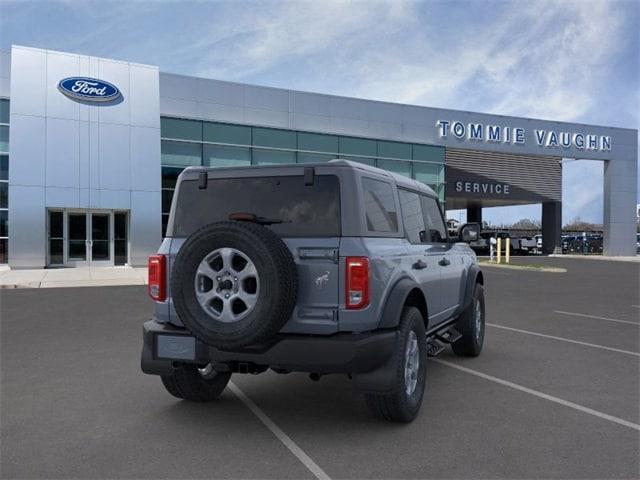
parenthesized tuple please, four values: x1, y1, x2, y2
(432, 359, 640, 432)
(228, 382, 331, 480)
(554, 310, 639, 326)
(486, 323, 640, 357)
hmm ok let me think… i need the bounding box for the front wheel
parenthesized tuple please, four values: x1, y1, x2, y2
(364, 307, 427, 422)
(161, 364, 231, 401)
(452, 283, 485, 357)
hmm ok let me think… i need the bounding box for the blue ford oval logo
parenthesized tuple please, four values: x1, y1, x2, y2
(58, 77, 121, 102)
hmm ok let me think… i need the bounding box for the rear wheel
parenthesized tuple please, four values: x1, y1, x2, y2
(452, 283, 485, 356)
(364, 307, 427, 422)
(161, 364, 231, 401)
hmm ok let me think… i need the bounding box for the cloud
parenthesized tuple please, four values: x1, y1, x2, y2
(1, 0, 636, 223)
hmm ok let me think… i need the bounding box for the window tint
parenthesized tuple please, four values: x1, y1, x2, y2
(421, 196, 447, 243)
(298, 132, 338, 153)
(253, 149, 296, 165)
(173, 175, 340, 237)
(161, 140, 201, 166)
(0, 126, 8, 154)
(252, 127, 296, 149)
(161, 117, 202, 141)
(203, 122, 251, 145)
(399, 190, 426, 244)
(0, 155, 7, 181)
(203, 144, 250, 167)
(378, 141, 411, 160)
(362, 177, 398, 233)
(377, 159, 411, 178)
(0, 99, 9, 124)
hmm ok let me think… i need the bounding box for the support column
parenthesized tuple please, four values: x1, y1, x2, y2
(467, 205, 482, 224)
(603, 155, 637, 256)
(542, 201, 562, 254)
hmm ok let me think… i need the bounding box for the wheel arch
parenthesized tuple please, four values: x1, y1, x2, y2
(458, 264, 483, 315)
(377, 278, 429, 330)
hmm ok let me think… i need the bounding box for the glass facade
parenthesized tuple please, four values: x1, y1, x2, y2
(160, 116, 446, 236)
(0, 99, 8, 263)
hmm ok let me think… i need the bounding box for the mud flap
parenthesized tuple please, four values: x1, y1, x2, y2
(352, 331, 399, 394)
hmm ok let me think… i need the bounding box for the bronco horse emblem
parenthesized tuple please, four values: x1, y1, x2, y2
(315, 271, 330, 288)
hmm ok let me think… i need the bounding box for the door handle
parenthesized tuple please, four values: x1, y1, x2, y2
(438, 257, 451, 267)
(412, 259, 427, 270)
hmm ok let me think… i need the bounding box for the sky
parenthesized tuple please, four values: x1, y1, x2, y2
(1, 0, 638, 225)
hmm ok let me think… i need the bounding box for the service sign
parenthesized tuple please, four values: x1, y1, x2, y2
(58, 77, 121, 102)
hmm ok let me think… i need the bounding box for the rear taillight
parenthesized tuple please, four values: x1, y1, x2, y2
(345, 256, 369, 309)
(148, 254, 166, 302)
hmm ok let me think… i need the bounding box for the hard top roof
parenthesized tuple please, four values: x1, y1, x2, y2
(184, 158, 438, 198)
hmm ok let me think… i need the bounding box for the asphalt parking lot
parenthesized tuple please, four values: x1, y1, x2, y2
(1, 257, 639, 479)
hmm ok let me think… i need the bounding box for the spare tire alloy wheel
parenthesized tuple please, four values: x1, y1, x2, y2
(171, 221, 297, 350)
(195, 247, 259, 323)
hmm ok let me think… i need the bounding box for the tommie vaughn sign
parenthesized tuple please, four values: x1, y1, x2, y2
(58, 77, 121, 102)
(436, 120, 612, 152)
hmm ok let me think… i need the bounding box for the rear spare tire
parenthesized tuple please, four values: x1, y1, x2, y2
(171, 221, 297, 350)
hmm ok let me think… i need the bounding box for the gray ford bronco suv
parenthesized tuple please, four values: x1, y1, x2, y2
(142, 160, 485, 422)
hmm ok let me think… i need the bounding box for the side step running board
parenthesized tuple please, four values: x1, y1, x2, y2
(426, 326, 462, 357)
(435, 327, 462, 344)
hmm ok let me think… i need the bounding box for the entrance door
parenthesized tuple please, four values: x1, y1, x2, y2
(47, 210, 129, 267)
(90, 213, 112, 266)
(67, 213, 89, 266)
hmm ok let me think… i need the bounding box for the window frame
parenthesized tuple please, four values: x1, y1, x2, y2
(398, 188, 428, 245)
(420, 194, 449, 244)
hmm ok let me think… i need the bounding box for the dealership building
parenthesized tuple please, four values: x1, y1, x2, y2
(0, 45, 637, 268)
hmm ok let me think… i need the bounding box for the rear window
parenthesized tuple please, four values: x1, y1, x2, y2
(172, 175, 341, 237)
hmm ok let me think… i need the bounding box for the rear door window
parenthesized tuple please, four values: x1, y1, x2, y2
(173, 175, 341, 237)
(362, 177, 398, 233)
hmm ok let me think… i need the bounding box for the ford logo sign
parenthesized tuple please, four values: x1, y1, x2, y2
(57, 77, 121, 102)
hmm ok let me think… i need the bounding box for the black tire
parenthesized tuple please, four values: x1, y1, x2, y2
(171, 221, 297, 350)
(364, 307, 427, 422)
(161, 366, 231, 402)
(452, 283, 485, 357)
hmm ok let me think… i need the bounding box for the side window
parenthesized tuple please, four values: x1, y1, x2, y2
(362, 177, 398, 233)
(399, 189, 426, 244)
(421, 196, 447, 243)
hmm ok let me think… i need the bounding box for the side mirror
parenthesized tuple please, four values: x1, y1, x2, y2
(459, 223, 480, 242)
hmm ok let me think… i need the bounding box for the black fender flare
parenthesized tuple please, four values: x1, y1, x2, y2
(458, 264, 483, 315)
(377, 277, 426, 330)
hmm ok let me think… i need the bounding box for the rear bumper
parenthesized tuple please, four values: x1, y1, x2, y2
(141, 319, 397, 376)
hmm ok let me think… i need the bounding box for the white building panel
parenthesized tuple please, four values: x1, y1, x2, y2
(45, 51, 80, 121)
(46, 186, 79, 208)
(197, 78, 244, 106)
(8, 114, 45, 186)
(10, 47, 46, 117)
(97, 60, 130, 126)
(45, 117, 79, 188)
(130, 125, 161, 191)
(98, 122, 130, 190)
(130, 65, 160, 128)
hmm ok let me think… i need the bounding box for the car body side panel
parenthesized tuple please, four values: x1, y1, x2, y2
(338, 236, 409, 333)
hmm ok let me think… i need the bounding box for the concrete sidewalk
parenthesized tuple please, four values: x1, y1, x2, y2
(0, 266, 148, 289)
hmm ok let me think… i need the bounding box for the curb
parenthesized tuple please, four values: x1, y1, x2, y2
(0, 279, 147, 289)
